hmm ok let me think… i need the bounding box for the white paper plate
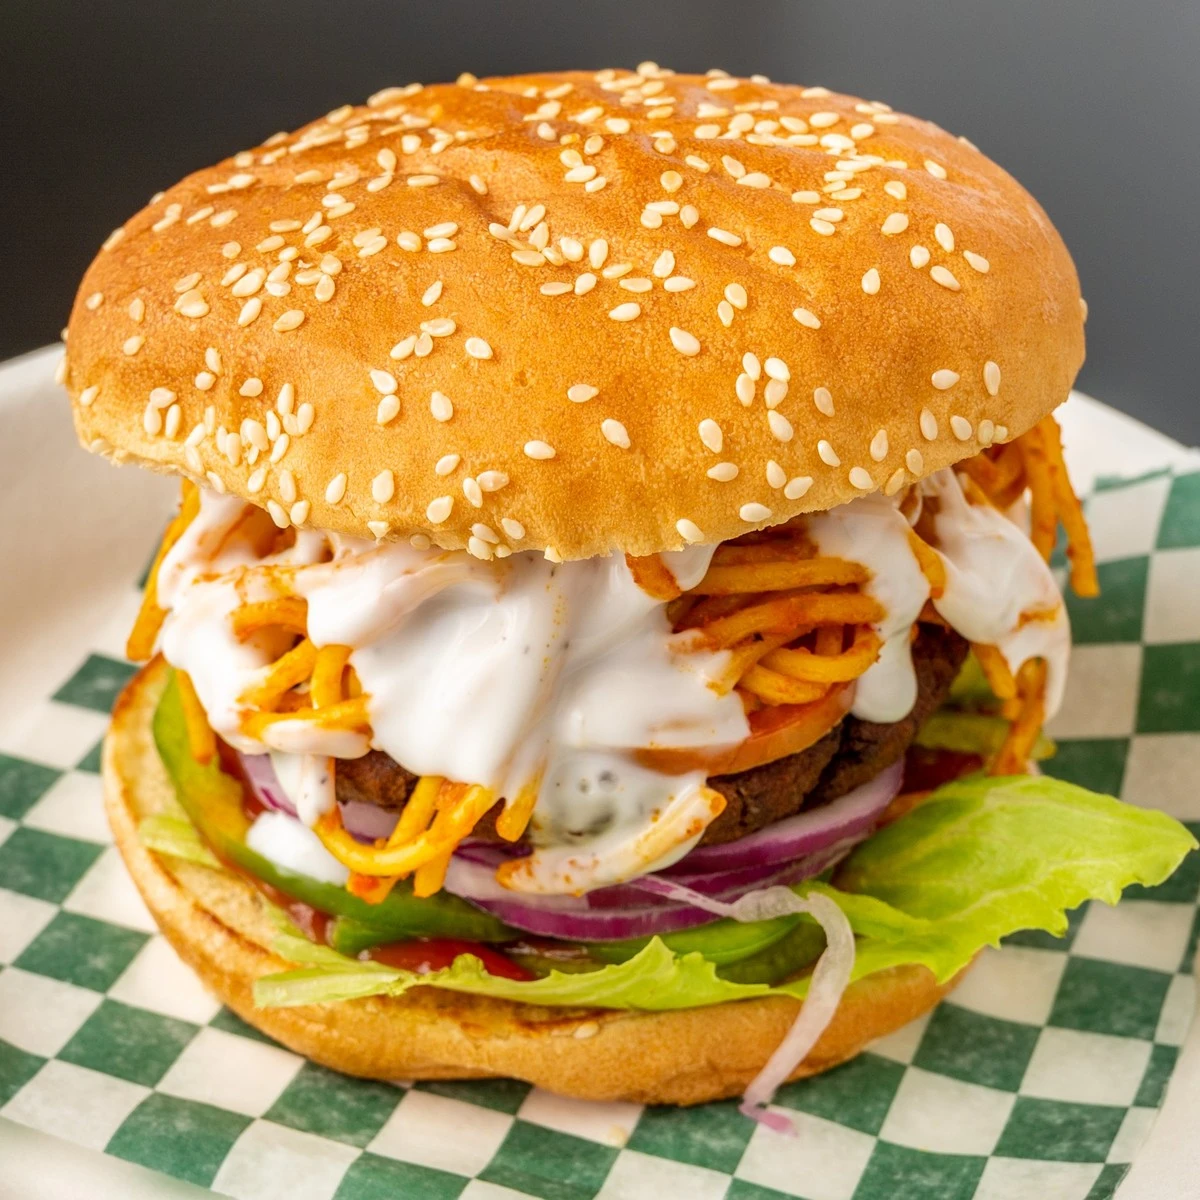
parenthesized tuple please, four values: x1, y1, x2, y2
(1, 345, 1197, 1200)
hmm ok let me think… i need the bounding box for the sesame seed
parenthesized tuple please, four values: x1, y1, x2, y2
(740, 503, 772, 523)
(609, 302, 641, 321)
(266, 500, 289, 528)
(817, 439, 840, 466)
(238, 298, 262, 326)
(924, 159, 948, 179)
(238, 378, 263, 398)
(79, 385, 99, 408)
(270, 434, 289, 463)
(707, 462, 739, 481)
(427, 495, 454, 523)
(809, 111, 840, 128)
(589, 239, 609, 268)
(274, 309, 304, 332)
(809, 218, 836, 237)
(791, 190, 821, 204)
(784, 476, 813, 500)
(414, 333, 434, 357)
(501, 517, 525, 540)
(764, 358, 789, 384)
(813, 386, 835, 416)
(620, 278, 653, 293)
(884, 469, 906, 495)
(652, 250, 675, 278)
(128, 298, 145, 323)
(370, 369, 398, 395)
(540, 282, 571, 296)
(934, 223, 955, 252)
(919, 409, 939, 440)
(910, 245, 931, 269)
(814, 207, 844, 222)
(421, 281, 443, 307)
(428, 238, 456, 253)
(123, 335, 144, 356)
(984, 360, 1001, 396)
(601, 418, 631, 448)
(469, 174, 488, 194)
(906, 448, 924, 474)
(995, 424, 1010, 441)
(277, 468, 296, 503)
(478, 470, 508, 492)
(464, 337, 493, 360)
(870, 429, 889, 462)
(174, 289, 209, 318)
(930, 265, 960, 291)
(321, 473, 346, 504)
(247, 467, 266, 494)
(963, 250, 990, 274)
(148, 386, 176, 409)
(421, 318, 456, 337)
(560, 237, 584, 262)
(735, 374, 755, 406)
(950, 415, 973, 441)
(434, 454, 460, 476)
(707, 227, 743, 247)
(861, 267, 881, 295)
(290, 500, 310, 525)
(664, 276, 695, 293)
(671, 518, 702, 544)
(724, 283, 748, 310)
(397, 231, 422, 251)
(390, 335, 416, 361)
(669, 327, 701, 356)
(768, 246, 796, 266)
(471, 522, 499, 544)
(698, 419, 723, 453)
(574, 273, 597, 295)
(430, 391, 453, 422)
(408, 174, 440, 187)
(931, 369, 960, 390)
(881, 213, 909, 236)
(463, 477, 484, 507)
(660, 171, 683, 193)
(978, 419, 996, 445)
(376, 394, 400, 425)
(792, 307, 821, 329)
(849, 467, 874, 490)
(368, 521, 390, 540)
(766, 460, 786, 489)
(680, 205, 699, 228)
(524, 440, 555, 460)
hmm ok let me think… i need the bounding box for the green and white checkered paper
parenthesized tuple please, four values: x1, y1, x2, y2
(1, 468, 1199, 1200)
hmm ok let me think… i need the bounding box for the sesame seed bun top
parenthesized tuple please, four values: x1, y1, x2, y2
(63, 64, 1085, 560)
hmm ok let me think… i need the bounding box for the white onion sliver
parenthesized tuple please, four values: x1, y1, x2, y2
(636, 878, 855, 1133)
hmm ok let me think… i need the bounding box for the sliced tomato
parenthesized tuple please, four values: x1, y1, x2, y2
(368, 938, 534, 981)
(636, 683, 855, 776)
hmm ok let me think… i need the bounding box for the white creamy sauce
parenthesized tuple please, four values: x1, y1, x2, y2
(157, 471, 1070, 894)
(925, 471, 1070, 714)
(807, 495, 932, 723)
(245, 810, 350, 885)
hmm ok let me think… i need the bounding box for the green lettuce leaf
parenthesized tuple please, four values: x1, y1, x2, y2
(137, 813, 222, 868)
(253, 773, 1195, 1011)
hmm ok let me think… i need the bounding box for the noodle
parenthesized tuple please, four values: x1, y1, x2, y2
(126, 481, 200, 661)
(993, 658, 1047, 774)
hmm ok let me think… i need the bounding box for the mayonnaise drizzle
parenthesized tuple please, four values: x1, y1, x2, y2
(156, 471, 1070, 894)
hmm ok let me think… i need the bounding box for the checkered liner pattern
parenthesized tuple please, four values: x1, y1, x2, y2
(1, 469, 1199, 1200)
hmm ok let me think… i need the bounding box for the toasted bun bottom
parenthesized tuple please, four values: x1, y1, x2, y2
(104, 658, 965, 1105)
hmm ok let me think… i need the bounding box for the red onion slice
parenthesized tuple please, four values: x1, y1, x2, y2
(669, 759, 904, 873)
(238, 752, 297, 817)
(636, 877, 856, 1132)
(442, 845, 851, 941)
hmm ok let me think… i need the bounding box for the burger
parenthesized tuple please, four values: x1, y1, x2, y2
(63, 65, 1194, 1121)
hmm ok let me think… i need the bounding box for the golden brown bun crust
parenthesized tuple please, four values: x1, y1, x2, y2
(105, 658, 963, 1104)
(65, 69, 1083, 559)
(65, 69, 1084, 559)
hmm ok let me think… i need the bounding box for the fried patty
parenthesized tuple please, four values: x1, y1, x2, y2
(334, 624, 968, 846)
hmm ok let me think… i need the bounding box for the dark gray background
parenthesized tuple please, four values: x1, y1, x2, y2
(3, 0, 1196, 441)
